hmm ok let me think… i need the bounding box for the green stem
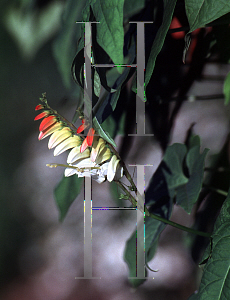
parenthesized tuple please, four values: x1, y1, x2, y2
(203, 185, 228, 197)
(116, 180, 211, 238)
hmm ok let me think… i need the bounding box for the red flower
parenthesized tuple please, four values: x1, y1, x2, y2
(38, 123, 62, 140)
(87, 128, 95, 146)
(77, 119, 87, 133)
(80, 128, 95, 153)
(35, 104, 44, 111)
(34, 111, 49, 120)
(39, 115, 57, 132)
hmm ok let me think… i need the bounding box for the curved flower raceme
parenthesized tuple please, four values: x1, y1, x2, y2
(34, 98, 123, 183)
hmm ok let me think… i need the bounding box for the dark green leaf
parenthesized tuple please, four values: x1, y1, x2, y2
(101, 111, 126, 139)
(163, 143, 188, 190)
(93, 116, 117, 147)
(124, 168, 173, 287)
(188, 134, 201, 149)
(124, 227, 147, 287)
(224, 71, 230, 105)
(162, 138, 209, 214)
(123, 0, 146, 21)
(94, 69, 101, 97)
(176, 147, 209, 213)
(94, 35, 136, 123)
(145, 0, 177, 86)
(124, 214, 172, 287)
(92, 0, 125, 67)
(189, 189, 230, 299)
(54, 175, 83, 221)
(185, 0, 230, 33)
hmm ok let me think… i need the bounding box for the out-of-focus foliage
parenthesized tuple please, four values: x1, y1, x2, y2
(3, 1, 64, 59)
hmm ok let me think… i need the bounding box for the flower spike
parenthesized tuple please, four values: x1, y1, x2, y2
(34, 95, 123, 184)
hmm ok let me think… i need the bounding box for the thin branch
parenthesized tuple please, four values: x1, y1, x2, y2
(116, 180, 211, 238)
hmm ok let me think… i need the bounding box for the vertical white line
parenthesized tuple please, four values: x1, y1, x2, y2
(84, 176, 92, 278)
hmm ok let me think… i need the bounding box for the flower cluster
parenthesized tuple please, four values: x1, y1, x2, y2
(34, 98, 123, 183)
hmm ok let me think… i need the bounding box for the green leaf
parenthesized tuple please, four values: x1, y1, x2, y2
(53, 0, 87, 88)
(162, 138, 209, 214)
(123, 0, 146, 20)
(188, 134, 201, 149)
(101, 111, 126, 138)
(86, 0, 125, 68)
(94, 36, 136, 123)
(54, 175, 83, 221)
(94, 69, 101, 97)
(124, 226, 147, 287)
(124, 216, 172, 287)
(185, 0, 230, 33)
(124, 0, 146, 20)
(145, 0, 177, 86)
(145, 212, 170, 262)
(189, 189, 230, 299)
(176, 147, 209, 213)
(93, 116, 117, 147)
(163, 143, 188, 190)
(224, 71, 230, 105)
(124, 193, 172, 287)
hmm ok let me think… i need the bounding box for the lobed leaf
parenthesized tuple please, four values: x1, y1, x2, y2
(162, 137, 209, 214)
